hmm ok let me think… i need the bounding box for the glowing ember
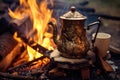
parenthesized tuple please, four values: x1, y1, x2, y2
(9, 0, 56, 61)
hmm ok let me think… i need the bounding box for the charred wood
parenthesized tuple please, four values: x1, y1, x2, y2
(19, 35, 53, 56)
(0, 72, 35, 80)
(31, 70, 44, 76)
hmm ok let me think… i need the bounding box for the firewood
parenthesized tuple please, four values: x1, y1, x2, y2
(8, 56, 46, 72)
(0, 32, 17, 60)
(94, 46, 113, 72)
(31, 69, 44, 76)
(100, 57, 113, 72)
(19, 35, 53, 56)
(0, 72, 35, 80)
(13, 58, 28, 67)
(19, 50, 28, 58)
(9, 14, 33, 38)
(9, 15, 29, 27)
(1, 10, 53, 56)
(9, 15, 52, 55)
(49, 68, 66, 77)
(0, 43, 22, 71)
(13, 50, 28, 67)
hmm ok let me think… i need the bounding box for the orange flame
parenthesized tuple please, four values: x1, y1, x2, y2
(9, 0, 55, 61)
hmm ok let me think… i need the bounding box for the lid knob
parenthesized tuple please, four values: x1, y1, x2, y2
(60, 6, 87, 20)
(70, 6, 76, 13)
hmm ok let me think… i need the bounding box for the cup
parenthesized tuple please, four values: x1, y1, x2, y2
(92, 33, 111, 58)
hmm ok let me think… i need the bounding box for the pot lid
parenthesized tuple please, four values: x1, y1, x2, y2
(60, 6, 87, 20)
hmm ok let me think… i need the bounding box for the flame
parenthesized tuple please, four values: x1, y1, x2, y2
(9, 0, 55, 61)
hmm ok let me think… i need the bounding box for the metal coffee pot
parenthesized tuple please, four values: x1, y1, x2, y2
(49, 6, 100, 58)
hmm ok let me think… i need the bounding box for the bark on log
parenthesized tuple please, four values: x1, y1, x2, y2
(0, 32, 17, 60)
(0, 43, 22, 71)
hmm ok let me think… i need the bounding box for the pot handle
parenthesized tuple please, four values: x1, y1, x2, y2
(48, 21, 58, 45)
(87, 18, 101, 47)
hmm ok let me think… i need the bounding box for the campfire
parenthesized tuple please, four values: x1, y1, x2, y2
(9, 0, 56, 60)
(0, 0, 56, 78)
(0, 0, 117, 80)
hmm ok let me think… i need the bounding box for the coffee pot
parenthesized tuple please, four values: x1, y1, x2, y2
(49, 6, 100, 58)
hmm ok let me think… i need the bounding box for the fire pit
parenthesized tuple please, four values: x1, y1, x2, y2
(0, 0, 120, 80)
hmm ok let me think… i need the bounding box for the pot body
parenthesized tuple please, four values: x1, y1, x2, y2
(57, 19, 90, 58)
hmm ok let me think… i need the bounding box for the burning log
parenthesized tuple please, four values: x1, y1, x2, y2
(13, 50, 28, 67)
(0, 43, 22, 71)
(9, 15, 29, 27)
(0, 32, 17, 60)
(17, 35, 53, 57)
(8, 15, 33, 37)
(8, 14, 53, 55)
(8, 56, 46, 73)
